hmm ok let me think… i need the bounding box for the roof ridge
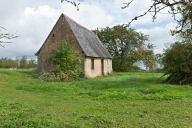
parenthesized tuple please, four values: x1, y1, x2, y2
(64, 14, 112, 59)
(36, 13, 112, 59)
(62, 13, 96, 35)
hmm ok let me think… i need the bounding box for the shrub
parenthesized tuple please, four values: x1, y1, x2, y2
(40, 41, 83, 82)
(162, 41, 192, 84)
(39, 71, 82, 82)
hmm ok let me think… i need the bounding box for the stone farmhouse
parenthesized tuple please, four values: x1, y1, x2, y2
(36, 14, 112, 78)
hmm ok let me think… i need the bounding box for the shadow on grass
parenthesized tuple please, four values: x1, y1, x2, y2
(13, 71, 190, 101)
(75, 77, 160, 90)
(18, 69, 39, 78)
(16, 74, 168, 98)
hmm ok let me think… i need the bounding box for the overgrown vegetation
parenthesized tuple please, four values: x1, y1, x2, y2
(40, 41, 82, 81)
(96, 25, 156, 72)
(162, 41, 192, 84)
(0, 69, 192, 127)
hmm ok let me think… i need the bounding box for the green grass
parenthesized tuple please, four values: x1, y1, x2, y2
(0, 69, 192, 128)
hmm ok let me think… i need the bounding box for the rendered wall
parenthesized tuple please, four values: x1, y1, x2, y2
(103, 59, 113, 75)
(84, 58, 112, 78)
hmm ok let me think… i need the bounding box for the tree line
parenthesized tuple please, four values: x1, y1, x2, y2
(0, 57, 37, 69)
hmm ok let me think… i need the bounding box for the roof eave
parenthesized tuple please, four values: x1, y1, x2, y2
(85, 55, 112, 59)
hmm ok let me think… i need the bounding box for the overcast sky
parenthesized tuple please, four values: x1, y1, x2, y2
(0, 0, 177, 59)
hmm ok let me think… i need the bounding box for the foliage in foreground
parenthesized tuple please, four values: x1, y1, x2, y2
(40, 41, 82, 81)
(96, 25, 156, 71)
(162, 41, 192, 84)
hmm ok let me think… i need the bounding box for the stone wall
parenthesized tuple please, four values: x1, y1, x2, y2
(37, 15, 84, 73)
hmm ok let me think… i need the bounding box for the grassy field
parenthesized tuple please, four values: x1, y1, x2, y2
(0, 69, 192, 128)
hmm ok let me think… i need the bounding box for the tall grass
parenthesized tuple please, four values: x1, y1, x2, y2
(0, 69, 191, 127)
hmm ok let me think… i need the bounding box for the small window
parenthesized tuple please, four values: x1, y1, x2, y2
(52, 34, 55, 37)
(91, 59, 94, 70)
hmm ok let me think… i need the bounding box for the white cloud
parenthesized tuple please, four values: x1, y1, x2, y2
(59, 2, 115, 29)
(24, 5, 59, 18)
(0, 4, 60, 58)
(138, 22, 177, 53)
(0, 0, 176, 58)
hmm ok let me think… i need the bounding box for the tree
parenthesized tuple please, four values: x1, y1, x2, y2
(162, 41, 192, 84)
(59, 0, 192, 84)
(61, 0, 80, 11)
(0, 58, 17, 68)
(140, 49, 157, 71)
(96, 25, 156, 71)
(122, 0, 192, 84)
(19, 56, 28, 68)
(155, 53, 163, 68)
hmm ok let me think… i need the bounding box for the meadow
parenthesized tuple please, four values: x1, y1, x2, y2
(0, 69, 192, 128)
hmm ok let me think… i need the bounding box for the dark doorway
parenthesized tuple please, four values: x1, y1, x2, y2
(101, 59, 104, 75)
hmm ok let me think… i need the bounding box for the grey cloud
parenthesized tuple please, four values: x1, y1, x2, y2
(0, 0, 175, 58)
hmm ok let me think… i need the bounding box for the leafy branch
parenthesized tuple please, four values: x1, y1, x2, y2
(0, 26, 18, 48)
(61, 0, 80, 11)
(123, 0, 191, 35)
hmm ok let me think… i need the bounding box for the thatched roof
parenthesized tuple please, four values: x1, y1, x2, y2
(36, 14, 112, 59)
